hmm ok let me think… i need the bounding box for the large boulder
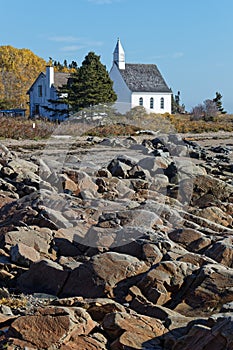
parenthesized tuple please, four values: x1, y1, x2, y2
(174, 263, 233, 316)
(137, 260, 197, 305)
(61, 252, 149, 298)
(0, 226, 53, 255)
(9, 306, 96, 349)
(102, 311, 167, 349)
(17, 259, 70, 295)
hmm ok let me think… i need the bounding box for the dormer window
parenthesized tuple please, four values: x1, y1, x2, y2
(150, 97, 154, 109)
(139, 97, 143, 106)
(160, 97, 164, 109)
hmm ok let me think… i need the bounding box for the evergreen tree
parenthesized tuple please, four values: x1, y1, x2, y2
(65, 52, 117, 111)
(69, 61, 78, 70)
(213, 92, 227, 114)
(171, 91, 185, 114)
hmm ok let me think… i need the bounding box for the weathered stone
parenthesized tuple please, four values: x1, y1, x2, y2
(17, 259, 69, 295)
(61, 252, 148, 298)
(10, 243, 40, 267)
(54, 230, 82, 257)
(192, 174, 233, 204)
(96, 168, 112, 178)
(138, 156, 170, 176)
(137, 261, 197, 305)
(7, 158, 38, 175)
(175, 263, 233, 316)
(77, 171, 98, 193)
(182, 211, 233, 235)
(201, 206, 232, 226)
(0, 313, 17, 328)
(9, 306, 96, 349)
(107, 158, 132, 178)
(40, 206, 73, 229)
(142, 242, 163, 264)
(169, 314, 233, 350)
(102, 311, 166, 349)
(168, 228, 211, 253)
(60, 335, 108, 350)
(85, 298, 126, 322)
(60, 173, 80, 195)
(205, 237, 233, 267)
(0, 226, 53, 254)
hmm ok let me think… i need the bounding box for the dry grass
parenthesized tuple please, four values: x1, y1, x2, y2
(0, 297, 28, 309)
(169, 113, 233, 133)
(83, 123, 141, 137)
(0, 116, 56, 139)
(0, 113, 233, 140)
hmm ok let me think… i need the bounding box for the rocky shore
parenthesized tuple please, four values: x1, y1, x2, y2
(0, 132, 233, 349)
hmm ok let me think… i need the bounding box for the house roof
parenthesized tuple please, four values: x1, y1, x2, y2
(119, 63, 171, 93)
(54, 72, 70, 89)
(27, 72, 45, 94)
(27, 71, 71, 94)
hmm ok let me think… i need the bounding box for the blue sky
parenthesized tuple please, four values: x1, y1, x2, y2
(1, 0, 233, 112)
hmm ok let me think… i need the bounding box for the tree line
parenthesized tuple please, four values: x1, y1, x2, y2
(0, 46, 80, 110)
(191, 92, 226, 120)
(0, 46, 116, 114)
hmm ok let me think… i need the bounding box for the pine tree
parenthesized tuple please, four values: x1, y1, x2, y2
(65, 52, 117, 111)
(213, 92, 227, 114)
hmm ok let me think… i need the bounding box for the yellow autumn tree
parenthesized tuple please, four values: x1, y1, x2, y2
(0, 45, 47, 110)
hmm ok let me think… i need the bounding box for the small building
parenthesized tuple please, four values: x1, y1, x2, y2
(0, 109, 26, 117)
(27, 66, 70, 121)
(109, 39, 172, 114)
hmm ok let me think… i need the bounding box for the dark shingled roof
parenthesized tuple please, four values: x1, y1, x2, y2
(54, 72, 70, 89)
(119, 64, 171, 93)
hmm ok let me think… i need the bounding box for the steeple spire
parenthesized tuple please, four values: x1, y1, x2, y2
(113, 38, 125, 70)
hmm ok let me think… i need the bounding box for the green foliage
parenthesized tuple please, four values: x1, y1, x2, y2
(63, 52, 117, 111)
(213, 92, 227, 114)
(171, 91, 185, 114)
(51, 58, 78, 73)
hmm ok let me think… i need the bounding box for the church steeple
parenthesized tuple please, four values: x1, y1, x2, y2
(113, 38, 125, 70)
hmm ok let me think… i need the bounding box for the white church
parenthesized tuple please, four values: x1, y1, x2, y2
(109, 39, 172, 114)
(27, 39, 172, 120)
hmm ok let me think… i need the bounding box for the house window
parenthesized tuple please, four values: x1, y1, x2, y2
(34, 104, 39, 115)
(150, 97, 154, 109)
(160, 97, 164, 109)
(139, 97, 143, 106)
(38, 85, 42, 97)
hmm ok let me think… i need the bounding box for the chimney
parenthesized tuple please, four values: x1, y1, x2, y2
(46, 66, 54, 88)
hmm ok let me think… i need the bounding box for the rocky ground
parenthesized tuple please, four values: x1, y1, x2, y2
(0, 131, 233, 349)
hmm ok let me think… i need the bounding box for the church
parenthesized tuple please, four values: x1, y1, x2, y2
(109, 39, 172, 114)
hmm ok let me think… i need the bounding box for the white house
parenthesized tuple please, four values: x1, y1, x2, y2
(27, 66, 70, 120)
(109, 39, 172, 114)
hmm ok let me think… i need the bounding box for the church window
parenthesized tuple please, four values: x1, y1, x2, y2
(160, 97, 164, 109)
(139, 97, 143, 106)
(150, 97, 154, 109)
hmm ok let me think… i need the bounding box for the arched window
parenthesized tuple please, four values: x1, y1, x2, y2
(150, 97, 154, 109)
(139, 97, 143, 106)
(160, 97, 164, 109)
